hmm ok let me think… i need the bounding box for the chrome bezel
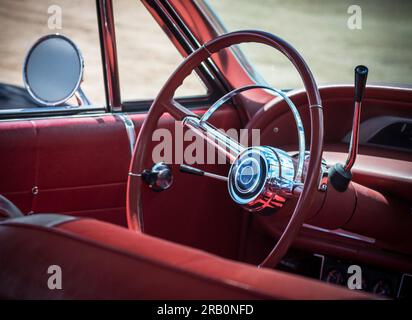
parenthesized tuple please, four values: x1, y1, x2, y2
(23, 33, 85, 107)
(228, 147, 269, 205)
(233, 156, 262, 194)
(228, 146, 296, 211)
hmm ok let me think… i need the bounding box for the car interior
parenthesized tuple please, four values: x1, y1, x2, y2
(0, 0, 411, 300)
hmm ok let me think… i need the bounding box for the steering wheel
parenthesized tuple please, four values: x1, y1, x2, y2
(127, 30, 324, 268)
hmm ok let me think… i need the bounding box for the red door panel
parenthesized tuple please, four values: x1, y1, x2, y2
(0, 105, 244, 250)
(0, 120, 37, 213)
(0, 115, 130, 225)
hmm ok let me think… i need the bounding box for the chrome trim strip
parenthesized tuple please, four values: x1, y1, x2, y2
(128, 172, 142, 177)
(302, 223, 376, 244)
(314, 254, 326, 280)
(397, 273, 412, 298)
(0, 105, 104, 118)
(117, 114, 136, 155)
(0, 108, 106, 122)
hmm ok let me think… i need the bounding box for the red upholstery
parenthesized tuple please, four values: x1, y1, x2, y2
(0, 106, 248, 262)
(0, 116, 131, 225)
(0, 107, 242, 238)
(0, 217, 371, 299)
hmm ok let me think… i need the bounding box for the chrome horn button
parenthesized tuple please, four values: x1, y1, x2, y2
(228, 146, 296, 212)
(234, 156, 262, 194)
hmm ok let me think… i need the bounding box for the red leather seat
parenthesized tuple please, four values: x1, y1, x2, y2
(0, 214, 371, 299)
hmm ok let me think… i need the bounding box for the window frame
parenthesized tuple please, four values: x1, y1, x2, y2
(117, 0, 229, 113)
(0, 0, 230, 120)
(0, 0, 107, 120)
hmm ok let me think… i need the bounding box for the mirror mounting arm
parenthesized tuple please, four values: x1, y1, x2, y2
(74, 86, 92, 106)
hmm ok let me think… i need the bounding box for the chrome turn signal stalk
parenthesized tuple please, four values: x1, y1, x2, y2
(179, 164, 228, 182)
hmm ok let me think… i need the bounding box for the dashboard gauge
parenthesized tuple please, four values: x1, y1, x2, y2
(361, 276, 368, 291)
(372, 280, 393, 297)
(325, 269, 346, 285)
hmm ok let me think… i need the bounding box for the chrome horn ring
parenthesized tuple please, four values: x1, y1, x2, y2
(201, 84, 306, 183)
(186, 84, 306, 213)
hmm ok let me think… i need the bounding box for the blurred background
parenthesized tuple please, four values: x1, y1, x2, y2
(0, 0, 411, 107)
(209, 0, 412, 90)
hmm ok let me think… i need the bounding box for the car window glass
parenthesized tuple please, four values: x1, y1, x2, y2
(208, 0, 412, 89)
(113, 0, 207, 102)
(0, 0, 105, 108)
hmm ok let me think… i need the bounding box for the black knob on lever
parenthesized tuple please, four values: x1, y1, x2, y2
(329, 65, 368, 192)
(345, 65, 368, 172)
(141, 162, 173, 192)
(354, 65, 368, 103)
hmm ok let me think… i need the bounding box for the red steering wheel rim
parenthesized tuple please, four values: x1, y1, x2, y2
(127, 30, 324, 268)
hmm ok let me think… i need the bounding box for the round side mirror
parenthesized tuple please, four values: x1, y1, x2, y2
(23, 34, 86, 106)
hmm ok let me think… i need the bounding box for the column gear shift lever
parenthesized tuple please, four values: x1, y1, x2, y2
(329, 65, 368, 192)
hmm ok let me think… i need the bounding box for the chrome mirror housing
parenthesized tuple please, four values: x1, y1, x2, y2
(23, 34, 90, 107)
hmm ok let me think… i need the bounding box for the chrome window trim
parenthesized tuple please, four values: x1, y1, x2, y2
(0, 105, 106, 120)
(96, 0, 121, 112)
(0, 107, 108, 123)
